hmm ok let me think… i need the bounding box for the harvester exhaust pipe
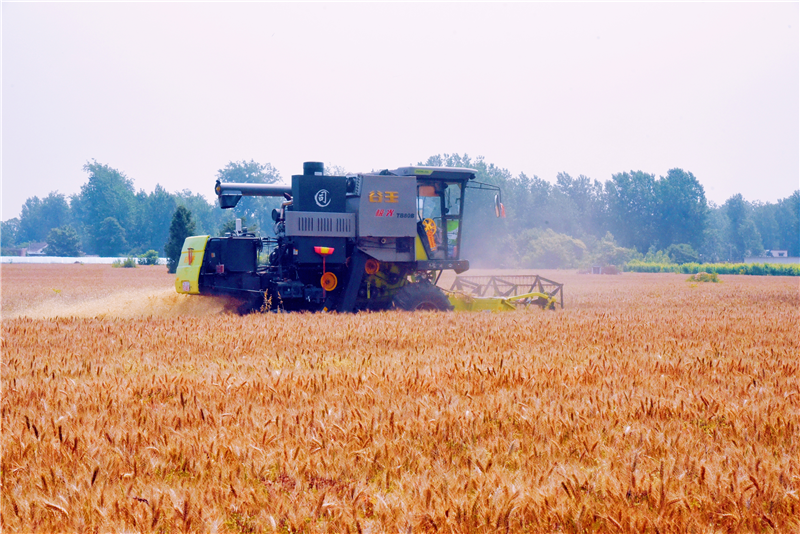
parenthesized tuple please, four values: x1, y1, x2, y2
(303, 162, 324, 176)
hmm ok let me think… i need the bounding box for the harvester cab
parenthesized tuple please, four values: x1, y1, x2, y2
(176, 161, 528, 312)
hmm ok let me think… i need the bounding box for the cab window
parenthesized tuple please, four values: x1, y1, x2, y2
(445, 183, 462, 216)
(417, 184, 441, 220)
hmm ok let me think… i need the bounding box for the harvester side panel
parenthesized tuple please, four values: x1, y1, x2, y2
(285, 211, 356, 237)
(293, 236, 347, 264)
(175, 235, 209, 294)
(357, 237, 415, 262)
(357, 175, 417, 238)
(291, 174, 347, 213)
(205, 238, 259, 272)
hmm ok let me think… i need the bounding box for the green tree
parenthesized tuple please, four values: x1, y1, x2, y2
(216, 160, 283, 237)
(642, 246, 673, 264)
(592, 232, 639, 266)
(45, 226, 81, 256)
(666, 243, 699, 264)
(128, 185, 177, 254)
(555, 173, 606, 239)
(17, 192, 71, 243)
(723, 194, 762, 261)
(165, 206, 196, 274)
(655, 168, 708, 249)
(508, 228, 588, 268)
(217, 159, 281, 184)
(75, 161, 136, 254)
(175, 189, 224, 236)
(507, 172, 554, 231)
(96, 217, 128, 256)
(146, 185, 178, 252)
(67, 192, 87, 245)
(324, 164, 350, 176)
(751, 201, 781, 251)
(137, 250, 160, 266)
(218, 216, 257, 236)
(699, 202, 728, 262)
(604, 171, 658, 252)
(775, 191, 799, 256)
(1, 218, 20, 247)
(126, 190, 150, 253)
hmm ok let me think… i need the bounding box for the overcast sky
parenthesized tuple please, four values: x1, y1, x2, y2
(2, 2, 798, 219)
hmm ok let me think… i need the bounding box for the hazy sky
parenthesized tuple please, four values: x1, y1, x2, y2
(3, 2, 798, 219)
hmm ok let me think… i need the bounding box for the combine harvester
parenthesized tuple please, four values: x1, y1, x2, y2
(175, 162, 562, 312)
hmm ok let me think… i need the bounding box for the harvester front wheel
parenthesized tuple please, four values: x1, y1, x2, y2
(392, 282, 453, 311)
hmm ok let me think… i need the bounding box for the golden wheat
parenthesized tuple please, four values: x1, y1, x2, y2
(1, 265, 798, 532)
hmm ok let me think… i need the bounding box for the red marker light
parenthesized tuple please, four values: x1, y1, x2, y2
(315, 247, 336, 294)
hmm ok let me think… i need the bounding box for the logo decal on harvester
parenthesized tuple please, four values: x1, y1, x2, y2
(315, 189, 331, 208)
(368, 191, 399, 203)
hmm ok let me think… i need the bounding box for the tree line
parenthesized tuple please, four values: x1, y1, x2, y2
(0, 160, 282, 258)
(427, 154, 798, 268)
(1, 156, 798, 269)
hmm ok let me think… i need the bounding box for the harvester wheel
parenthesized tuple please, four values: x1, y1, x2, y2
(392, 282, 453, 311)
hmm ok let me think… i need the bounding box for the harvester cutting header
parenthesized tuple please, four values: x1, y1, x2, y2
(175, 161, 559, 312)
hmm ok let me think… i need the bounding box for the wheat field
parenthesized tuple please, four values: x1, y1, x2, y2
(1, 264, 798, 533)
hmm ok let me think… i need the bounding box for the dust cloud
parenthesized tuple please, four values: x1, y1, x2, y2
(5, 288, 244, 320)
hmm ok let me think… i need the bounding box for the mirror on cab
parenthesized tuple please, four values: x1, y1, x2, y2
(495, 194, 506, 218)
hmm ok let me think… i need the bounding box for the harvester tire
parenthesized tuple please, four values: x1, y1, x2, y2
(392, 282, 453, 311)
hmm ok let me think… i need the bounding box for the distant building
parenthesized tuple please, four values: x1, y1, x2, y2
(745, 250, 799, 265)
(26, 242, 48, 256)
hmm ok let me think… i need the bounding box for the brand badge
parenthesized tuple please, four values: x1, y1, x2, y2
(315, 189, 331, 208)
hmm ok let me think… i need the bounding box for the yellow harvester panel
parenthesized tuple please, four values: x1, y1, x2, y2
(175, 235, 209, 294)
(414, 235, 428, 261)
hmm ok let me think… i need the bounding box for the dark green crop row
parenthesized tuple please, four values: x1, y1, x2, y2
(624, 261, 800, 276)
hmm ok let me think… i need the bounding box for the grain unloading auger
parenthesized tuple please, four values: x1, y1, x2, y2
(175, 162, 561, 313)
